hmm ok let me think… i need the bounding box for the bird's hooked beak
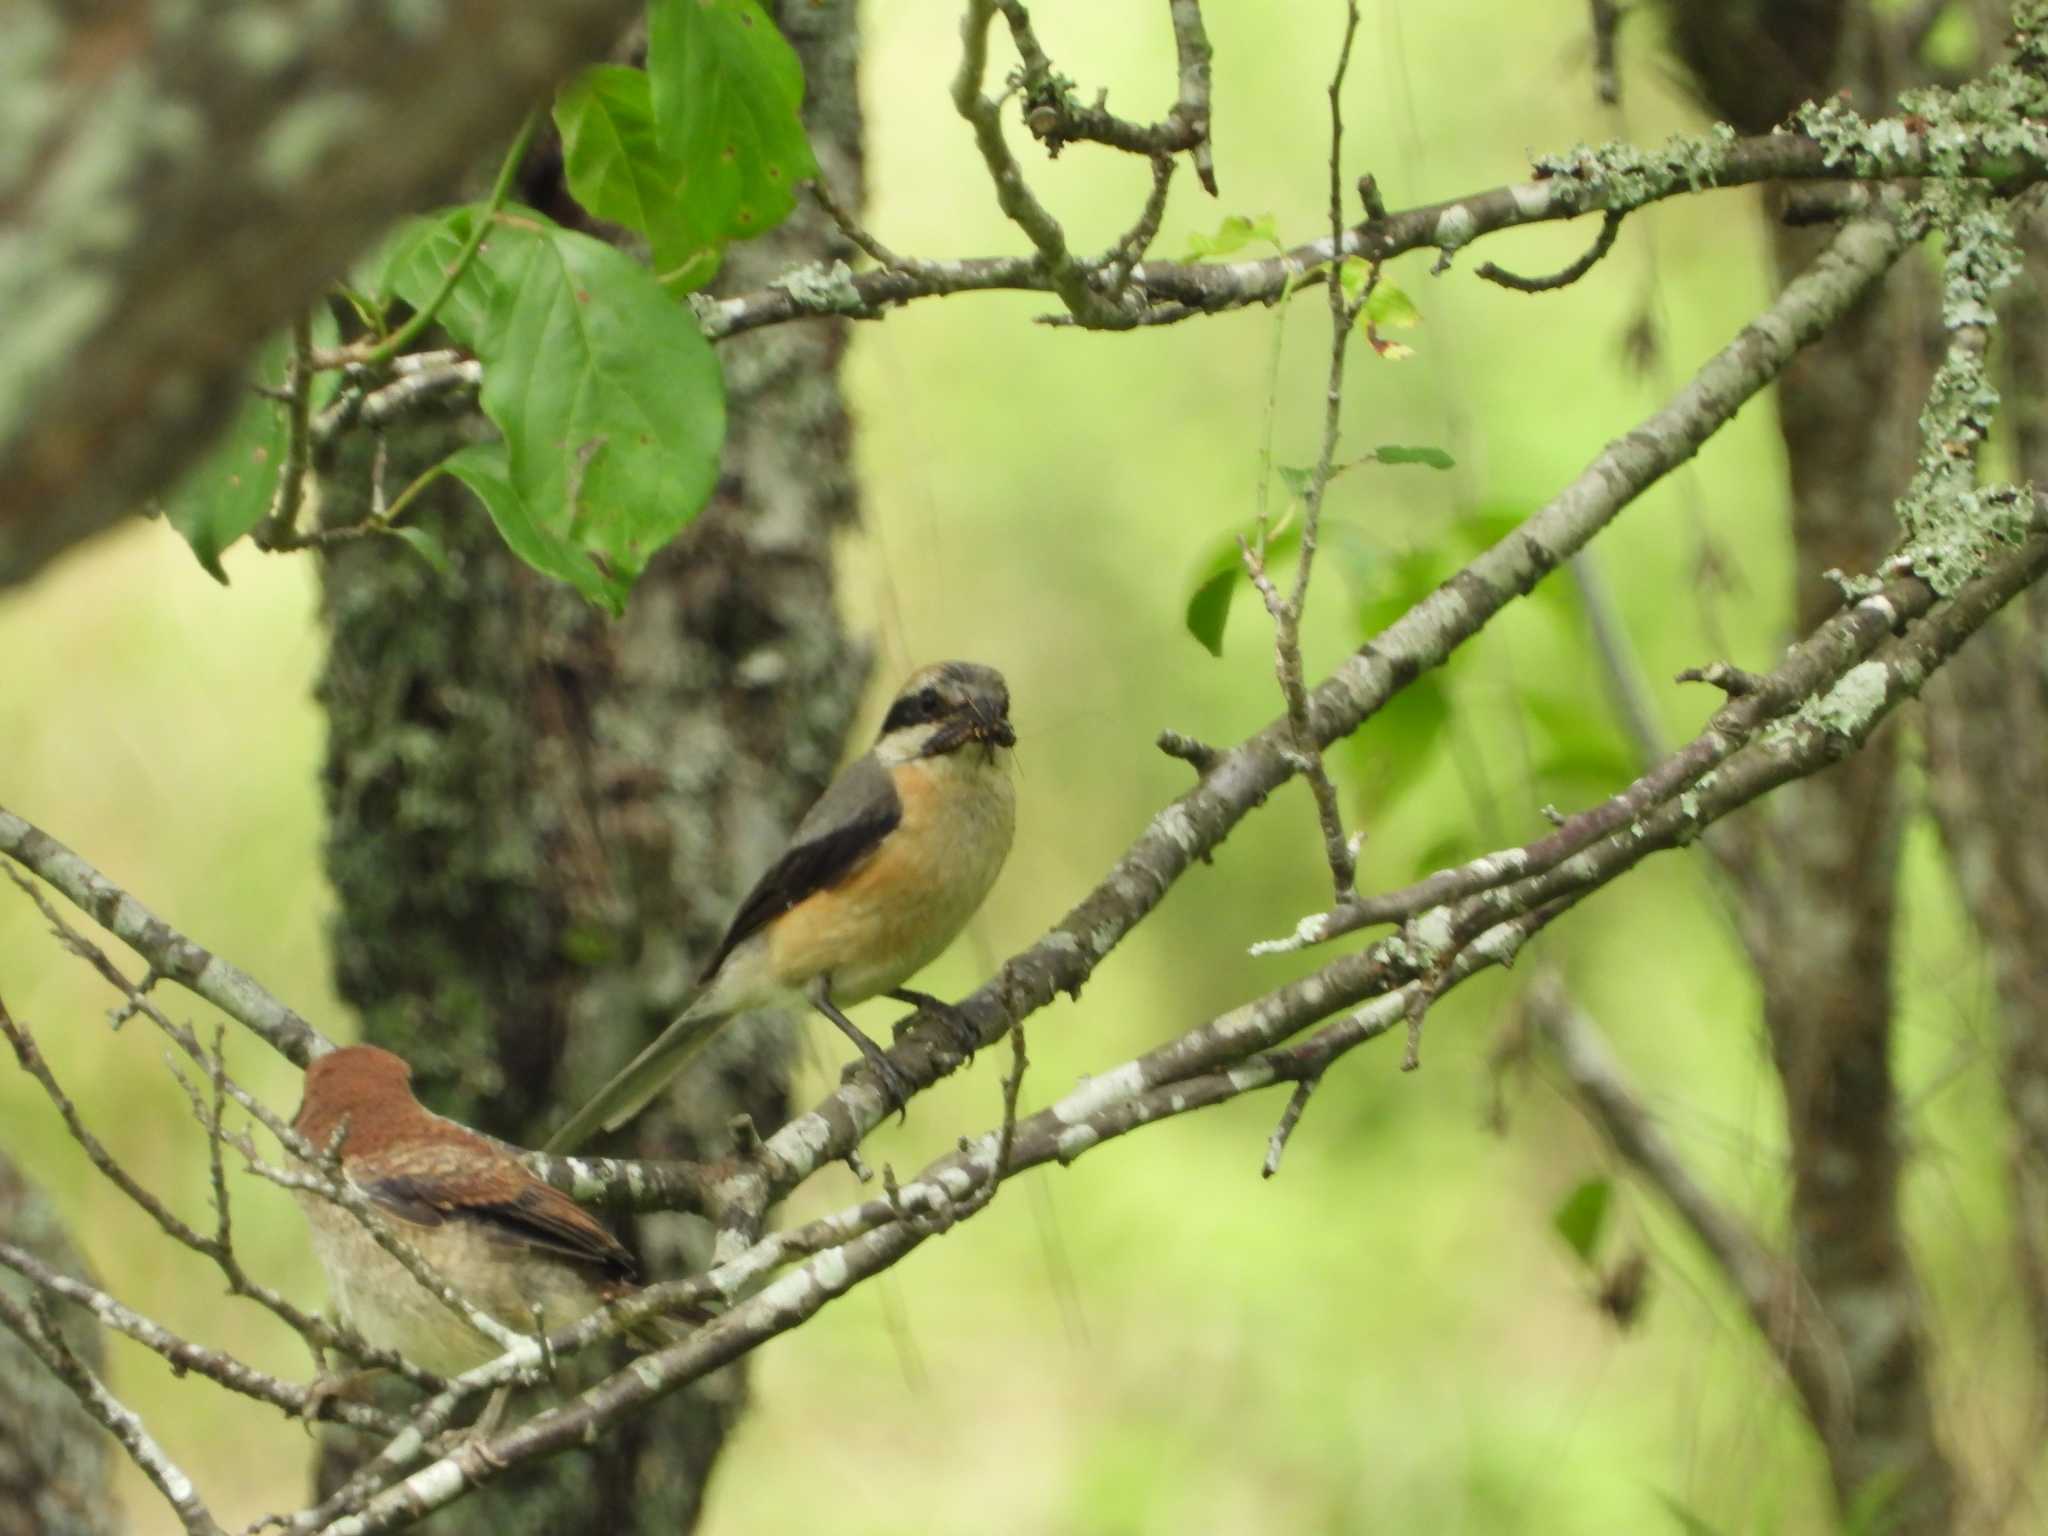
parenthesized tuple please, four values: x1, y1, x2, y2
(922, 697, 1015, 758)
(973, 698, 1017, 750)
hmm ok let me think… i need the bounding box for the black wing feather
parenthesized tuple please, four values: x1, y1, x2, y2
(357, 1173, 638, 1282)
(701, 757, 902, 981)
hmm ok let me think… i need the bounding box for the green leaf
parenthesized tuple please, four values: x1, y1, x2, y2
(1652, 1492, 1731, 1536)
(1369, 444, 1456, 470)
(1184, 567, 1239, 658)
(384, 524, 453, 576)
(1551, 1177, 1613, 1266)
(162, 309, 337, 581)
(163, 358, 287, 581)
(443, 442, 620, 612)
(377, 208, 507, 345)
(555, 64, 724, 293)
(1364, 283, 1421, 329)
(647, 0, 818, 243)
(386, 207, 727, 612)
(1184, 212, 1280, 259)
(1182, 522, 1300, 656)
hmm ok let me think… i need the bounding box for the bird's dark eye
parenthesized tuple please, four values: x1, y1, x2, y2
(917, 686, 942, 715)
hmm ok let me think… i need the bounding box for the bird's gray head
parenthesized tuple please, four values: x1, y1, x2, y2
(877, 662, 1015, 759)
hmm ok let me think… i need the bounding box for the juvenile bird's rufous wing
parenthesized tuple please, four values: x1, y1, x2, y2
(348, 1139, 637, 1282)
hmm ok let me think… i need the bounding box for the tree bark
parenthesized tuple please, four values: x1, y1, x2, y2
(0, 1152, 119, 1536)
(1661, 3, 1957, 1527)
(310, 3, 866, 1527)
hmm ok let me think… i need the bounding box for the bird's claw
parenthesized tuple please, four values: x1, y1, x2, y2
(841, 1039, 913, 1123)
(888, 988, 981, 1062)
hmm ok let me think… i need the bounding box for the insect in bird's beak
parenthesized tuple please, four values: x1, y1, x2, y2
(976, 706, 1016, 750)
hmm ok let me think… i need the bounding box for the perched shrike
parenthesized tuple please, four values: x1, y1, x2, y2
(545, 661, 1017, 1152)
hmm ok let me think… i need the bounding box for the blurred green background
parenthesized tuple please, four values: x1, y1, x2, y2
(0, 2, 2029, 1532)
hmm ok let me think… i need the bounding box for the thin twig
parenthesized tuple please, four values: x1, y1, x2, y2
(1262, 1075, 1320, 1177)
(1675, 661, 1767, 695)
(1569, 547, 1666, 768)
(1476, 208, 1625, 292)
(994, 0, 1218, 194)
(1589, 0, 1624, 106)
(1155, 728, 1219, 772)
(1248, 0, 1364, 908)
(953, 0, 1122, 326)
(0, 1241, 402, 1435)
(253, 312, 317, 549)
(0, 808, 328, 1063)
(0, 995, 416, 1380)
(0, 1287, 224, 1535)
(808, 177, 914, 271)
(351, 109, 539, 368)
(1101, 155, 1177, 294)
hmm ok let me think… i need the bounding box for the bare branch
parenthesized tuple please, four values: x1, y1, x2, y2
(0, 1287, 222, 1536)
(999, 0, 1218, 194)
(1522, 975, 1845, 1428)
(0, 809, 329, 1064)
(953, 0, 1125, 327)
(1477, 207, 1626, 292)
(1262, 1076, 1321, 1178)
(1257, 0, 1366, 910)
(0, 995, 416, 1380)
(0, 1240, 401, 1436)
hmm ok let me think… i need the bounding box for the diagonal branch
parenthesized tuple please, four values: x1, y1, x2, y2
(1522, 975, 1842, 1419)
(0, 810, 329, 1064)
(0, 1285, 223, 1536)
(0, 1240, 403, 1436)
(620, 206, 1924, 1240)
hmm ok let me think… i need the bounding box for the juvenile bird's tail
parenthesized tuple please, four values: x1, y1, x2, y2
(543, 999, 733, 1153)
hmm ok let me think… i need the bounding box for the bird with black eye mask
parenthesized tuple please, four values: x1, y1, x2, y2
(546, 661, 1017, 1152)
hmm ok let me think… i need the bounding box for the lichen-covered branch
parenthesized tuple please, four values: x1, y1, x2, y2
(1000, 0, 1218, 194)
(700, 126, 1999, 339)
(952, 0, 1121, 326)
(0, 810, 329, 1064)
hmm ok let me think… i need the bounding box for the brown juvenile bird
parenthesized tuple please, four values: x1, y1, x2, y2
(545, 660, 1018, 1152)
(292, 1045, 654, 1378)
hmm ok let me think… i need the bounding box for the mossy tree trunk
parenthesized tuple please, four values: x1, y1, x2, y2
(311, 4, 866, 1528)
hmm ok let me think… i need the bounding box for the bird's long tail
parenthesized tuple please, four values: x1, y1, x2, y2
(542, 999, 732, 1153)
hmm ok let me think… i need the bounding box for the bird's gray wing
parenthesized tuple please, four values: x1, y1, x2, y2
(699, 752, 902, 981)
